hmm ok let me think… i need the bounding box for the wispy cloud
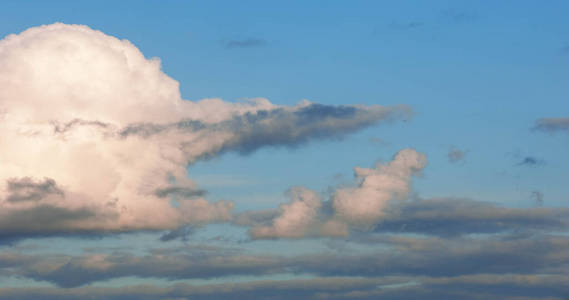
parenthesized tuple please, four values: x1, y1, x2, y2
(441, 9, 479, 24)
(225, 38, 267, 49)
(516, 156, 545, 167)
(530, 190, 544, 207)
(159, 225, 196, 242)
(389, 21, 425, 30)
(534, 117, 569, 133)
(447, 147, 467, 163)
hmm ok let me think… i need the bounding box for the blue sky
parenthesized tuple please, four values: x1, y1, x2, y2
(0, 1, 568, 299)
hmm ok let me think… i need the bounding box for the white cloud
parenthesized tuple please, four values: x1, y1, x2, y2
(0, 23, 410, 235)
(249, 149, 427, 238)
(333, 148, 427, 226)
(250, 187, 323, 239)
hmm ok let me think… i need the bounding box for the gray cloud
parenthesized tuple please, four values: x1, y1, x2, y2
(530, 191, 544, 207)
(0, 277, 415, 300)
(154, 187, 206, 199)
(232, 210, 279, 227)
(0, 205, 108, 240)
(159, 225, 196, 242)
(302, 235, 569, 278)
(4, 177, 64, 203)
(418, 274, 569, 300)
(3, 251, 284, 288)
(121, 103, 411, 157)
(373, 197, 569, 237)
(516, 156, 545, 167)
(368, 137, 389, 146)
(3, 233, 569, 288)
(224, 104, 405, 155)
(447, 147, 467, 163)
(225, 38, 267, 49)
(118, 119, 206, 138)
(2, 274, 568, 300)
(51, 119, 109, 135)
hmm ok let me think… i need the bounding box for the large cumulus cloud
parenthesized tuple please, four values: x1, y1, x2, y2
(0, 23, 410, 237)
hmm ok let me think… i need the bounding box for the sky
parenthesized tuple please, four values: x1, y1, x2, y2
(0, 1, 568, 299)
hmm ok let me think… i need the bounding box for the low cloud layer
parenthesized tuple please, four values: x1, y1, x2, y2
(373, 197, 569, 237)
(0, 23, 410, 237)
(1, 233, 568, 292)
(2, 274, 569, 300)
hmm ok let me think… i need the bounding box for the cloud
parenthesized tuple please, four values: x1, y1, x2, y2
(0, 277, 412, 300)
(0, 205, 102, 240)
(225, 38, 267, 49)
(246, 149, 426, 239)
(232, 210, 279, 227)
(373, 197, 569, 237)
(389, 21, 425, 30)
(159, 225, 196, 242)
(516, 156, 545, 167)
(418, 274, 569, 300)
(4, 177, 64, 203)
(2, 274, 568, 300)
(118, 102, 410, 157)
(2, 233, 569, 289)
(249, 187, 325, 239)
(530, 190, 544, 207)
(0, 23, 410, 237)
(368, 137, 389, 146)
(153, 187, 206, 199)
(534, 117, 569, 133)
(243, 149, 568, 239)
(447, 147, 467, 163)
(441, 9, 479, 24)
(298, 235, 569, 278)
(332, 148, 427, 227)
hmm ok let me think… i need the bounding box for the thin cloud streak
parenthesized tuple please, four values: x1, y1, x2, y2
(225, 38, 267, 49)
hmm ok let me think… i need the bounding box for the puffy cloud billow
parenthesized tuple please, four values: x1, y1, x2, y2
(0, 23, 410, 237)
(249, 148, 427, 239)
(332, 148, 427, 226)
